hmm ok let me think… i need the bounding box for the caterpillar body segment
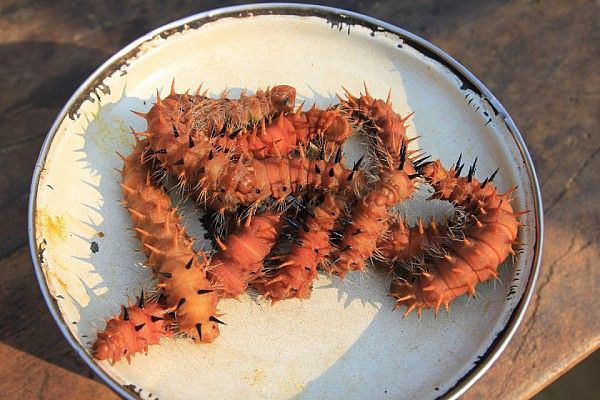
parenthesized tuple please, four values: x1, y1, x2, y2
(378, 217, 452, 264)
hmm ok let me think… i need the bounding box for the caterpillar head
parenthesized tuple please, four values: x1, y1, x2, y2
(322, 111, 353, 144)
(190, 319, 221, 344)
(93, 320, 129, 363)
(234, 172, 270, 204)
(374, 169, 415, 205)
(269, 85, 297, 114)
(419, 160, 447, 185)
(93, 301, 170, 363)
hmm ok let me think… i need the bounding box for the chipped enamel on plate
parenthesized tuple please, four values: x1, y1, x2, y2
(30, 5, 542, 400)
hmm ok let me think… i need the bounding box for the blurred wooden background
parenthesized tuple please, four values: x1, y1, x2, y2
(0, 1, 598, 398)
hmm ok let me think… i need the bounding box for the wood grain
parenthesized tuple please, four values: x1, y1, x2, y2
(1, 1, 597, 398)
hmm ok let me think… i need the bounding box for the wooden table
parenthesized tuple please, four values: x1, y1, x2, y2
(1, 1, 597, 398)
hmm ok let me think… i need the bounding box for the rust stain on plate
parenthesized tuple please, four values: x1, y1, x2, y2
(85, 103, 132, 156)
(244, 368, 267, 386)
(38, 210, 67, 242)
(46, 270, 70, 293)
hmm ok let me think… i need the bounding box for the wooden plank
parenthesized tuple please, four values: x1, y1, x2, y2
(0, 246, 118, 399)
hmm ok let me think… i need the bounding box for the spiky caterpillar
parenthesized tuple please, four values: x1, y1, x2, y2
(151, 124, 364, 210)
(141, 106, 364, 211)
(389, 159, 521, 315)
(255, 193, 343, 302)
(208, 211, 281, 298)
(162, 82, 297, 133)
(209, 105, 354, 159)
(339, 85, 414, 164)
(328, 146, 418, 278)
(211, 113, 299, 159)
(419, 156, 511, 214)
(93, 295, 171, 364)
(208, 154, 366, 210)
(160, 94, 301, 160)
(121, 141, 222, 343)
(146, 83, 352, 160)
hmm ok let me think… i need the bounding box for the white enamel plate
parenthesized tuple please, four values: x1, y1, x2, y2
(29, 4, 543, 400)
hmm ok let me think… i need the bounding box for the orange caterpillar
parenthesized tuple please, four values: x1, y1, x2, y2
(208, 211, 281, 298)
(328, 143, 418, 278)
(255, 193, 342, 302)
(212, 113, 300, 159)
(138, 102, 364, 211)
(121, 141, 222, 343)
(133, 85, 365, 212)
(210, 105, 353, 159)
(339, 85, 414, 163)
(145, 83, 352, 160)
(93, 294, 171, 364)
(162, 82, 296, 133)
(390, 157, 521, 315)
(203, 154, 364, 212)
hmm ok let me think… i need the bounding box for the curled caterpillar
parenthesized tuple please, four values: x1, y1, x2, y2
(255, 193, 342, 302)
(93, 294, 171, 364)
(208, 211, 281, 298)
(328, 144, 418, 278)
(121, 141, 222, 343)
(390, 158, 521, 315)
(339, 85, 414, 164)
